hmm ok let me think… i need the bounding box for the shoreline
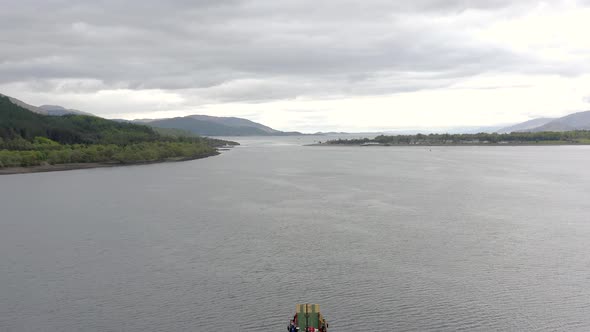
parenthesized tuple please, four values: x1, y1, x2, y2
(307, 143, 590, 147)
(0, 151, 220, 175)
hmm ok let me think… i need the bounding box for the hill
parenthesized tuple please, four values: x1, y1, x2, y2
(2, 95, 301, 136)
(143, 115, 302, 136)
(0, 95, 234, 170)
(38, 105, 94, 116)
(0, 93, 93, 116)
(497, 118, 555, 133)
(498, 111, 590, 133)
(0, 96, 159, 145)
(530, 111, 590, 132)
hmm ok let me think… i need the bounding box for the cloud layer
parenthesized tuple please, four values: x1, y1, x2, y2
(1, 0, 589, 131)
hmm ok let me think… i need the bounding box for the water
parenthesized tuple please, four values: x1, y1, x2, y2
(1, 138, 590, 331)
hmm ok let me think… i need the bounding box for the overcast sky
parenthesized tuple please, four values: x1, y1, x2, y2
(1, 0, 590, 132)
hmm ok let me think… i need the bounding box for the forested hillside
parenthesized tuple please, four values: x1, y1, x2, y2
(0, 96, 234, 168)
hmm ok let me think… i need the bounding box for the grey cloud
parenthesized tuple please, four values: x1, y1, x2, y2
(0, 0, 587, 104)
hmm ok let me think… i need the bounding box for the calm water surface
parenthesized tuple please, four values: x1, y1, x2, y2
(1, 137, 590, 331)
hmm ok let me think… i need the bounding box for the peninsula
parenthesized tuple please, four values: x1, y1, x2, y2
(321, 132, 590, 146)
(0, 96, 237, 174)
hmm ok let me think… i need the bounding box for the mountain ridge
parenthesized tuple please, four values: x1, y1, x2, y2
(0, 93, 93, 117)
(498, 111, 590, 133)
(0, 95, 235, 171)
(0, 93, 301, 136)
(531, 111, 590, 132)
(141, 114, 303, 136)
(38, 105, 94, 116)
(497, 118, 556, 133)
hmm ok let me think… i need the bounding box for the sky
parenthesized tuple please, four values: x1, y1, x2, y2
(1, 0, 590, 132)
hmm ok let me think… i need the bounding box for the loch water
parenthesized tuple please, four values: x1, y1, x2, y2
(1, 137, 590, 331)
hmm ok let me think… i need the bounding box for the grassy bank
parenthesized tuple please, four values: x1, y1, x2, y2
(0, 150, 221, 175)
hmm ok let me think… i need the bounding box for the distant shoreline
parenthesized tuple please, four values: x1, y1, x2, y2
(0, 151, 220, 175)
(307, 142, 590, 147)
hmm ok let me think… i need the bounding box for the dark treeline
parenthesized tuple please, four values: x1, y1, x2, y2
(327, 131, 590, 145)
(0, 140, 219, 167)
(0, 96, 159, 145)
(0, 96, 236, 168)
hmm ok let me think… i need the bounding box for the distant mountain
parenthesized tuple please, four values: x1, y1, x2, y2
(530, 111, 590, 132)
(0, 93, 94, 117)
(38, 105, 93, 116)
(497, 118, 556, 133)
(438, 125, 505, 134)
(498, 111, 590, 133)
(142, 115, 302, 136)
(313, 131, 349, 135)
(188, 115, 278, 134)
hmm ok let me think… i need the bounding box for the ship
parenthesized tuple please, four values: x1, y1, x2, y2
(287, 304, 328, 332)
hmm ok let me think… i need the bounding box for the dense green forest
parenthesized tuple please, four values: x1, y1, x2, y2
(327, 131, 590, 145)
(0, 96, 236, 168)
